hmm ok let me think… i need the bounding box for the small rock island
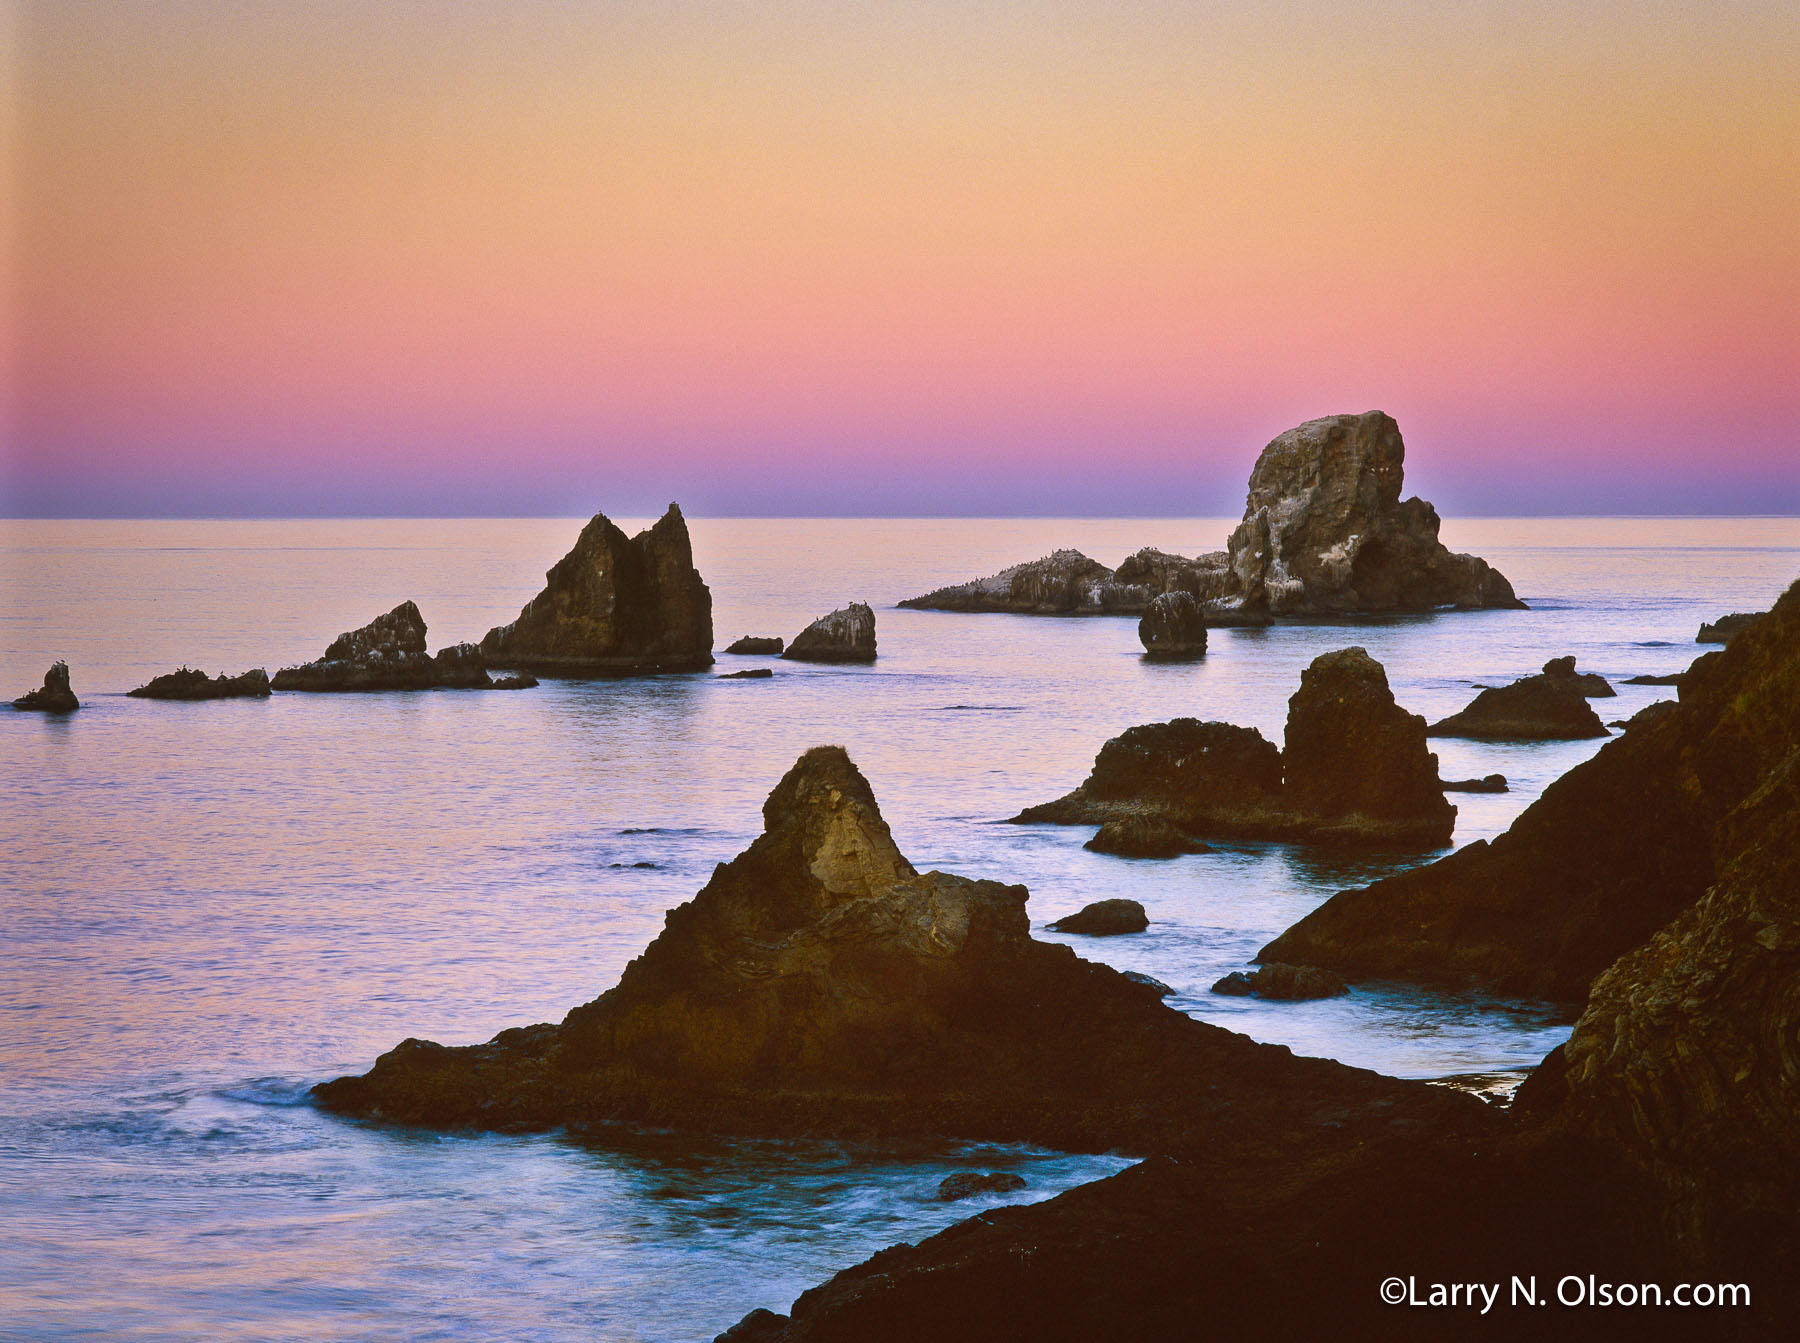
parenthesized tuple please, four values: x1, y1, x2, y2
(12, 662, 79, 712)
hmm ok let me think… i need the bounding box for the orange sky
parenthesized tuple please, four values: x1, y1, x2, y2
(8, 1, 1799, 515)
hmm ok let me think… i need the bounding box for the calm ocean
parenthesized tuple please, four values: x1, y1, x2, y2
(4, 515, 1798, 1341)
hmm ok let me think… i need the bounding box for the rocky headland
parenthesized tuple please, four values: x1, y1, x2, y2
(1261, 577, 1800, 1004)
(899, 412, 1520, 622)
(1427, 661, 1611, 740)
(481, 504, 713, 675)
(1015, 648, 1454, 849)
(12, 661, 79, 712)
(272, 601, 507, 692)
(783, 604, 877, 663)
(128, 667, 271, 700)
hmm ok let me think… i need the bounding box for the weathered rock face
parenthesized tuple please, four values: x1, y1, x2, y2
(1083, 817, 1210, 858)
(1262, 577, 1800, 1003)
(1137, 592, 1206, 659)
(13, 662, 79, 712)
(481, 505, 713, 674)
(783, 604, 877, 663)
(128, 667, 272, 700)
(1017, 650, 1453, 848)
(315, 747, 1469, 1158)
(1224, 412, 1522, 616)
(1046, 899, 1148, 936)
(725, 636, 784, 655)
(1427, 668, 1610, 740)
(1697, 611, 1762, 644)
(1539, 656, 1615, 697)
(272, 604, 501, 692)
(1281, 647, 1454, 843)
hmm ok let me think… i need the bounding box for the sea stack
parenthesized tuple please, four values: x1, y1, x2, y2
(1223, 411, 1522, 615)
(481, 504, 713, 675)
(783, 603, 877, 663)
(272, 601, 500, 691)
(12, 661, 79, 712)
(1137, 592, 1206, 659)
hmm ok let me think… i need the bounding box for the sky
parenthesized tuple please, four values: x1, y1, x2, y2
(5, 0, 1798, 518)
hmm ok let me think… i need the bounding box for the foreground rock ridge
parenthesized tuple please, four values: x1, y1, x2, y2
(12, 661, 79, 712)
(900, 412, 1520, 620)
(1262, 575, 1800, 1003)
(314, 747, 1467, 1156)
(1015, 647, 1454, 848)
(481, 504, 713, 674)
(272, 601, 506, 692)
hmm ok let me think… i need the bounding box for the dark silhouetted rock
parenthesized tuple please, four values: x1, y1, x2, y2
(1540, 656, 1615, 697)
(128, 667, 271, 700)
(1441, 774, 1508, 793)
(489, 674, 538, 690)
(1018, 649, 1453, 849)
(481, 504, 713, 675)
(1046, 899, 1149, 936)
(1083, 817, 1211, 858)
(272, 604, 502, 692)
(1624, 672, 1684, 685)
(1697, 611, 1762, 644)
(1137, 592, 1206, 659)
(720, 668, 774, 680)
(1210, 964, 1346, 1001)
(316, 747, 1466, 1158)
(1222, 412, 1522, 616)
(1261, 578, 1800, 1003)
(1210, 971, 1256, 996)
(783, 603, 876, 663)
(1427, 667, 1609, 740)
(714, 1308, 789, 1343)
(935, 1172, 1028, 1202)
(725, 636, 784, 655)
(13, 661, 78, 712)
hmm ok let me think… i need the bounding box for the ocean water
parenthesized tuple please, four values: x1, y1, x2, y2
(3, 515, 1797, 1341)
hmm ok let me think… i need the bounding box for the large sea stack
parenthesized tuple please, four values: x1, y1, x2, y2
(1014, 648, 1453, 848)
(481, 505, 713, 675)
(272, 601, 500, 691)
(314, 747, 1466, 1156)
(1260, 576, 1800, 1003)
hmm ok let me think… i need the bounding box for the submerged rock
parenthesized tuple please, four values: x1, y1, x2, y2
(1697, 611, 1762, 644)
(1427, 666, 1609, 740)
(315, 748, 1460, 1156)
(1018, 649, 1453, 849)
(128, 667, 271, 700)
(719, 668, 774, 680)
(1137, 592, 1206, 659)
(481, 504, 713, 675)
(1210, 963, 1346, 1001)
(724, 636, 784, 655)
(1261, 575, 1800, 1003)
(935, 1172, 1027, 1202)
(1441, 774, 1508, 793)
(272, 603, 502, 692)
(1222, 411, 1522, 616)
(783, 603, 877, 663)
(1083, 817, 1211, 858)
(12, 662, 79, 712)
(1046, 899, 1149, 936)
(1539, 655, 1615, 697)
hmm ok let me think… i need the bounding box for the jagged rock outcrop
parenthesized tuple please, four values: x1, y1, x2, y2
(1427, 666, 1610, 740)
(1261, 578, 1800, 1003)
(128, 667, 271, 700)
(481, 505, 713, 674)
(272, 602, 503, 692)
(1223, 412, 1522, 616)
(315, 748, 1471, 1157)
(1016, 649, 1453, 848)
(1697, 611, 1762, 644)
(12, 662, 79, 712)
(1046, 899, 1148, 936)
(783, 604, 877, 664)
(1210, 963, 1346, 1001)
(725, 636, 784, 655)
(1083, 817, 1210, 858)
(1137, 592, 1206, 659)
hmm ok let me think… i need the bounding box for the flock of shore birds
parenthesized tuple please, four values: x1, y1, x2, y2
(14, 412, 1798, 1338)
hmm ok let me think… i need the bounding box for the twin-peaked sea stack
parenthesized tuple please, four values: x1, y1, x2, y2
(313, 747, 1465, 1155)
(1015, 648, 1454, 849)
(481, 504, 713, 675)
